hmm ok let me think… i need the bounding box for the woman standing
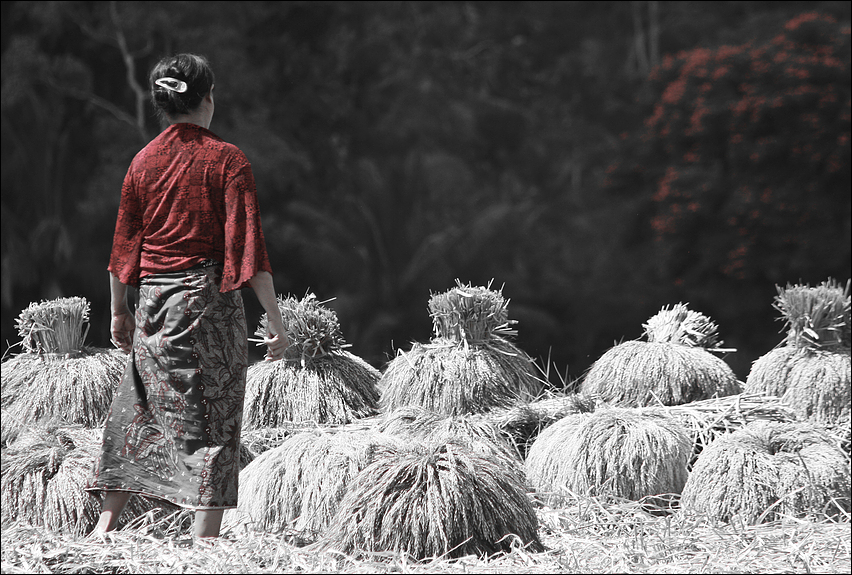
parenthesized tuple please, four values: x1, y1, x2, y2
(87, 53, 288, 538)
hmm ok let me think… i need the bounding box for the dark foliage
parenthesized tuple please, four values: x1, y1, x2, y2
(2, 1, 850, 386)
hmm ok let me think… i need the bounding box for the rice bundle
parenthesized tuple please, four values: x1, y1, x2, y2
(380, 280, 541, 416)
(378, 405, 522, 467)
(316, 440, 544, 560)
(472, 392, 598, 458)
(242, 293, 380, 428)
(680, 420, 850, 524)
(224, 430, 404, 537)
(581, 303, 740, 407)
(745, 279, 851, 423)
(1, 297, 125, 439)
(0, 421, 178, 535)
(525, 407, 692, 504)
(659, 392, 799, 468)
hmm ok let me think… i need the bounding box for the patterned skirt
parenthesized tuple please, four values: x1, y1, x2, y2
(87, 264, 248, 509)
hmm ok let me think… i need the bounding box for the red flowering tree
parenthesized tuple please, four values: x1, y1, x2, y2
(608, 12, 851, 285)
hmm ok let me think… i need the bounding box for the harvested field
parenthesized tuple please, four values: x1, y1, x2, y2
(1, 496, 848, 573)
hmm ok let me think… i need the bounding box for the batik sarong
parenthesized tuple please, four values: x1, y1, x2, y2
(87, 263, 248, 509)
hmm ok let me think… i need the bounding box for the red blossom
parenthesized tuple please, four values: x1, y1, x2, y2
(653, 166, 679, 202)
(711, 66, 729, 80)
(786, 67, 810, 79)
(785, 12, 834, 31)
(645, 105, 665, 128)
(661, 77, 687, 105)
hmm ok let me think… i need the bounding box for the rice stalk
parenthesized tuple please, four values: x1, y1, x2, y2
(778, 348, 851, 423)
(745, 279, 850, 424)
(659, 392, 799, 469)
(1, 347, 126, 438)
(744, 346, 801, 397)
(581, 340, 740, 407)
(378, 406, 522, 468)
(1, 422, 178, 535)
(428, 280, 517, 342)
(14, 297, 91, 355)
(380, 338, 541, 416)
(471, 392, 598, 458)
(243, 350, 380, 429)
(254, 293, 350, 365)
(680, 420, 851, 524)
(225, 430, 405, 537)
(525, 407, 691, 506)
(643, 302, 731, 352)
(746, 345, 850, 424)
(774, 278, 851, 352)
(316, 439, 543, 560)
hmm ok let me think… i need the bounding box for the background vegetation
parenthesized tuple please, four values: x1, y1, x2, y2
(2, 1, 850, 386)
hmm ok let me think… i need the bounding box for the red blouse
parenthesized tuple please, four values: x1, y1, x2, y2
(108, 123, 272, 292)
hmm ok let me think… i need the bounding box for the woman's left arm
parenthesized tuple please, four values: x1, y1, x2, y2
(109, 271, 135, 353)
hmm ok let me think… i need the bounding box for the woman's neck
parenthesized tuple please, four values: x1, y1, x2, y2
(168, 113, 210, 130)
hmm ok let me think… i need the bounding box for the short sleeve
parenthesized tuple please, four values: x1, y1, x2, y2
(107, 165, 144, 286)
(221, 158, 273, 292)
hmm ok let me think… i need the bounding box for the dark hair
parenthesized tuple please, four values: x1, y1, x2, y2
(149, 53, 214, 119)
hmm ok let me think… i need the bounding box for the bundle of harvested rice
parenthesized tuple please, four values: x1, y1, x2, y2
(1, 407, 21, 447)
(1, 297, 125, 438)
(581, 303, 740, 407)
(316, 439, 543, 560)
(380, 280, 541, 416)
(224, 429, 404, 537)
(745, 279, 851, 423)
(680, 420, 850, 524)
(471, 392, 598, 458)
(525, 407, 692, 504)
(0, 421, 177, 535)
(378, 405, 521, 467)
(660, 392, 799, 468)
(243, 293, 380, 428)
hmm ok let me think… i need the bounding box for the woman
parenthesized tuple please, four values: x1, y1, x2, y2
(87, 53, 288, 538)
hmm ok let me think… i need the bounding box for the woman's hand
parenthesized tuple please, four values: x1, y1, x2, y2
(248, 271, 291, 362)
(262, 318, 290, 361)
(110, 309, 135, 353)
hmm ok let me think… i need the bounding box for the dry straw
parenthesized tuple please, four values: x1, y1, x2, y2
(14, 296, 91, 355)
(581, 303, 740, 407)
(316, 439, 544, 560)
(1, 297, 125, 440)
(224, 429, 404, 537)
(659, 392, 799, 468)
(243, 293, 380, 428)
(745, 279, 851, 423)
(680, 420, 851, 524)
(0, 421, 178, 535)
(378, 405, 522, 468)
(525, 407, 692, 505)
(380, 280, 541, 416)
(471, 392, 598, 458)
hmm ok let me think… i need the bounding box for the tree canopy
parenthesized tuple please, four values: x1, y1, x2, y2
(2, 1, 850, 386)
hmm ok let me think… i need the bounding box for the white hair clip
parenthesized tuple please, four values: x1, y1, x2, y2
(155, 77, 188, 93)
